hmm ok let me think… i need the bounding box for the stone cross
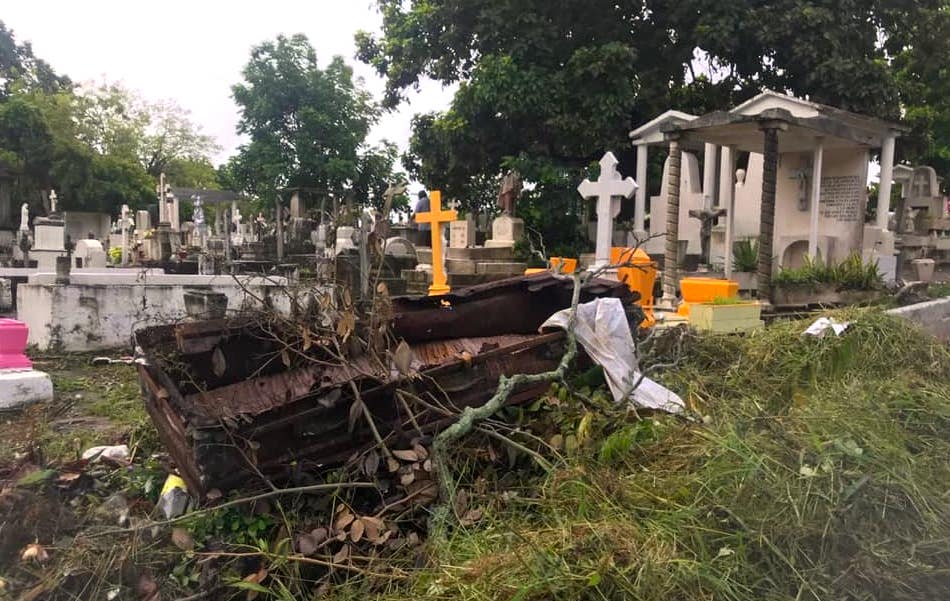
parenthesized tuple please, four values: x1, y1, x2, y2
(414, 190, 457, 296)
(577, 152, 638, 268)
(120, 204, 131, 266)
(49, 190, 58, 214)
(688, 207, 727, 267)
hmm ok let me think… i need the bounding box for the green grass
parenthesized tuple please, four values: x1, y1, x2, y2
(350, 310, 950, 601)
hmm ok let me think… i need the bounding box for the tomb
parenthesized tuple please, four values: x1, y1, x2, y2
(0, 318, 53, 409)
(634, 90, 907, 303)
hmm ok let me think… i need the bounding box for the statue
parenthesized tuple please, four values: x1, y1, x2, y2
(789, 167, 812, 211)
(497, 170, 522, 216)
(736, 169, 747, 186)
(19, 203, 30, 232)
(689, 207, 727, 267)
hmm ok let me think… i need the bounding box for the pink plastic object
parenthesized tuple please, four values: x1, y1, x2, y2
(0, 318, 33, 370)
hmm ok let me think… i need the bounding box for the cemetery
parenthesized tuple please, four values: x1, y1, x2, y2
(0, 6, 949, 601)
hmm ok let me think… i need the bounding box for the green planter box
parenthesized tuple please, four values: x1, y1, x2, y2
(690, 302, 764, 333)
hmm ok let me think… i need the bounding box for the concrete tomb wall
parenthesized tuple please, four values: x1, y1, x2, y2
(647, 151, 703, 257)
(18, 273, 292, 351)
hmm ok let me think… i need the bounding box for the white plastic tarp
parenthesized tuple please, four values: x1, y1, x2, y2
(541, 298, 685, 414)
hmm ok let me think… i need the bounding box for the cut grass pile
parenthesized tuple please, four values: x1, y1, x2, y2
(355, 309, 949, 601)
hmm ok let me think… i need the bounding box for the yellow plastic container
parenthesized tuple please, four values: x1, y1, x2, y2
(549, 257, 578, 274)
(677, 277, 740, 317)
(611, 247, 657, 328)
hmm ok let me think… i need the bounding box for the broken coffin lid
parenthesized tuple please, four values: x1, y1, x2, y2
(391, 272, 638, 342)
(134, 274, 636, 496)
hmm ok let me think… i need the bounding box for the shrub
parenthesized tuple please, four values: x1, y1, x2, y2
(773, 253, 883, 291)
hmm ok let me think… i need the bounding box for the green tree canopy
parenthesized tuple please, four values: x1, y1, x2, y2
(357, 0, 950, 251)
(229, 34, 400, 211)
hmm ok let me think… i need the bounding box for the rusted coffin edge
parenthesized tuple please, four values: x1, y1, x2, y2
(176, 333, 545, 424)
(391, 272, 636, 342)
(138, 331, 567, 495)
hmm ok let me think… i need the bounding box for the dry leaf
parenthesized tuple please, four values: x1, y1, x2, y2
(280, 349, 291, 368)
(171, 528, 195, 552)
(336, 312, 356, 342)
(310, 527, 329, 545)
(422, 458, 432, 472)
(362, 451, 380, 476)
(392, 449, 419, 462)
(296, 533, 319, 555)
(347, 399, 364, 433)
(412, 443, 429, 461)
(332, 545, 349, 564)
(205, 488, 223, 502)
(387, 457, 400, 473)
(20, 543, 49, 563)
(460, 508, 484, 526)
(243, 568, 268, 601)
(362, 517, 382, 542)
(56, 472, 82, 484)
(137, 573, 159, 601)
(393, 341, 412, 376)
(211, 347, 227, 377)
(400, 471, 415, 486)
(302, 327, 312, 351)
(350, 519, 365, 543)
(405, 480, 439, 506)
(334, 511, 355, 532)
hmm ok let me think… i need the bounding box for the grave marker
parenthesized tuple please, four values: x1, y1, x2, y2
(577, 152, 638, 268)
(414, 190, 457, 296)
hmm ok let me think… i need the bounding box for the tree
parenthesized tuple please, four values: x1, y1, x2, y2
(0, 20, 69, 98)
(74, 82, 219, 178)
(357, 0, 948, 251)
(230, 34, 395, 209)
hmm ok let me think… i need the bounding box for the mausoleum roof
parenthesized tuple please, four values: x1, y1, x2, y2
(662, 107, 896, 154)
(628, 110, 698, 146)
(635, 90, 907, 153)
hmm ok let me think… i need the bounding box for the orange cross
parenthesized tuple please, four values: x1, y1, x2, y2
(414, 190, 457, 296)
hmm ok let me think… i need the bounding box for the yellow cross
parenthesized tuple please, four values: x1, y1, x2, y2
(414, 190, 457, 296)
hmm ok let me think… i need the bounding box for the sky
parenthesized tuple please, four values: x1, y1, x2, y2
(1, 0, 456, 169)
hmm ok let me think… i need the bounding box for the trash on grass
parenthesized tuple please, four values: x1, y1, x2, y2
(81, 444, 130, 462)
(803, 317, 851, 337)
(158, 474, 192, 519)
(542, 298, 685, 414)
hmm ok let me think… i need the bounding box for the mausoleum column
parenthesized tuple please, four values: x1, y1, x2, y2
(635, 143, 648, 236)
(808, 138, 825, 258)
(702, 143, 719, 210)
(662, 134, 682, 302)
(758, 121, 787, 300)
(876, 133, 897, 230)
(720, 145, 737, 280)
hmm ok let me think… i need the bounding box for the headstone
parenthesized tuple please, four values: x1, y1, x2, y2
(384, 237, 417, 259)
(577, 152, 638, 268)
(450, 217, 476, 249)
(335, 226, 357, 255)
(32, 216, 66, 272)
(74, 239, 108, 268)
(0, 319, 53, 409)
(485, 214, 525, 249)
(120, 204, 131, 266)
(136, 210, 151, 233)
(290, 192, 303, 219)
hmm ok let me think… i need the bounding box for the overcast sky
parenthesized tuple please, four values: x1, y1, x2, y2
(2, 0, 455, 168)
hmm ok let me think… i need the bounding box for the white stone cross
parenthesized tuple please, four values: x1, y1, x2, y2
(49, 189, 57, 214)
(577, 151, 638, 268)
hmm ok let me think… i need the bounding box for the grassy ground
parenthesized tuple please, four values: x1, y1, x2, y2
(0, 309, 948, 600)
